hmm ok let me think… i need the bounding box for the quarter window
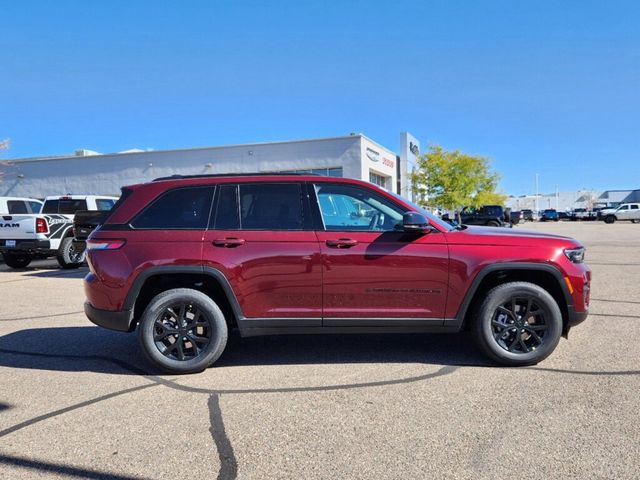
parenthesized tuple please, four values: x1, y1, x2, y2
(132, 187, 214, 229)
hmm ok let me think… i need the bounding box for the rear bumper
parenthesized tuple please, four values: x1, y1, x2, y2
(0, 239, 51, 253)
(84, 302, 133, 332)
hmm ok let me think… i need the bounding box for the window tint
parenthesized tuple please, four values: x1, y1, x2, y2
(132, 187, 214, 229)
(214, 185, 240, 229)
(314, 184, 404, 231)
(619, 205, 629, 211)
(42, 200, 59, 214)
(29, 201, 42, 213)
(43, 199, 87, 214)
(96, 199, 116, 211)
(7, 201, 28, 214)
(239, 183, 303, 230)
(631, 205, 639, 210)
(58, 199, 88, 214)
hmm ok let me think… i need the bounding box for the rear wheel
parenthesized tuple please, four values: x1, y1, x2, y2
(138, 288, 228, 374)
(472, 282, 562, 366)
(487, 220, 500, 227)
(604, 215, 616, 224)
(57, 237, 85, 269)
(2, 252, 33, 269)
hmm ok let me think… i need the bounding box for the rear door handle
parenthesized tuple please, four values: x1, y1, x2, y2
(325, 238, 358, 248)
(212, 238, 245, 248)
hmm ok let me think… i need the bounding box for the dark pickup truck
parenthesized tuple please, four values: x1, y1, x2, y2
(460, 205, 509, 227)
(72, 210, 109, 254)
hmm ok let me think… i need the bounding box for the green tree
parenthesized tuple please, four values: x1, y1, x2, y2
(410, 145, 506, 221)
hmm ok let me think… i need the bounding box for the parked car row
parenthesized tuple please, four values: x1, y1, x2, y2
(0, 195, 117, 268)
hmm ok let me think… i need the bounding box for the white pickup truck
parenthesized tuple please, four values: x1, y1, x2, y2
(602, 203, 640, 224)
(0, 195, 117, 269)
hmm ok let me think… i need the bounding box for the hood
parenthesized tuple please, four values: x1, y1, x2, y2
(446, 225, 581, 247)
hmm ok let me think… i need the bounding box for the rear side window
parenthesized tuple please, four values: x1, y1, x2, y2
(7, 201, 28, 214)
(238, 183, 304, 230)
(132, 187, 214, 230)
(96, 199, 116, 211)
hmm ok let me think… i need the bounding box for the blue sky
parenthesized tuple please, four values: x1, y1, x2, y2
(1, 0, 638, 195)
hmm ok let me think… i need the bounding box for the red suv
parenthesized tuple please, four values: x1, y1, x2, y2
(84, 174, 590, 373)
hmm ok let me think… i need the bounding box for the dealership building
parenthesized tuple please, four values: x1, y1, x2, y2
(0, 133, 421, 200)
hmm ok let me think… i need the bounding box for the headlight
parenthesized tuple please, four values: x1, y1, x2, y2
(564, 247, 585, 263)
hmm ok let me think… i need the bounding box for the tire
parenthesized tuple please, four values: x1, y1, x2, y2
(487, 220, 500, 227)
(138, 288, 228, 374)
(632, 219, 640, 224)
(2, 252, 33, 269)
(56, 237, 85, 269)
(604, 215, 616, 224)
(472, 281, 563, 366)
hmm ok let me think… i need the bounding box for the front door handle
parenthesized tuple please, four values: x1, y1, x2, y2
(212, 238, 245, 248)
(325, 238, 358, 248)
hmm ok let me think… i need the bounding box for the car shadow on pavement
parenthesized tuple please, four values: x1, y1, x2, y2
(0, 326, 491, 376)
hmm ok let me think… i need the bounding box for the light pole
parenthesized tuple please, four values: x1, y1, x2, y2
(535, 173, 539, 216)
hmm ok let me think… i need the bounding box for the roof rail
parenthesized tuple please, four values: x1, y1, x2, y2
(152, 172, 319, 182)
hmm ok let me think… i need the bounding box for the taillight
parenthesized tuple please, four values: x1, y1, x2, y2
(36, 218, 49, 234)
(86, 239, 126, 251)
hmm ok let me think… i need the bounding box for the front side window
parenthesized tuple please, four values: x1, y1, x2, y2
(29, 201, 42, 213)
(238, 183, 304, 230)
(132, 187, 214, 229)
(618, 205, 629, 211)
(314, 184, 404, 231)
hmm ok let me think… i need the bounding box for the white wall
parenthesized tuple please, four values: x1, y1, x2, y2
(360, 137, 397, 191)
(0, 136, 365, 198)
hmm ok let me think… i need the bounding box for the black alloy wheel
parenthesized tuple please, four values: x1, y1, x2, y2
(491, 296, 548, 354)
(154, 303, 212, 361)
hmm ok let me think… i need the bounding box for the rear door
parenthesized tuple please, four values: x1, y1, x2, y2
(202, 182, 322, 324)
(312, 182, 449, 325)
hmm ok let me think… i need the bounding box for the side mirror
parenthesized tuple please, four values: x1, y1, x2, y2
(402, 211, 433, 233)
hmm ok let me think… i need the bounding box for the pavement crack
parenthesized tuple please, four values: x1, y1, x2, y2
(208, 394, 238, 480)
(0, 383, 159, 438)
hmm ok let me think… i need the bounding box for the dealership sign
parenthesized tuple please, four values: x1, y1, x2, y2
(367, 147, 395, 169)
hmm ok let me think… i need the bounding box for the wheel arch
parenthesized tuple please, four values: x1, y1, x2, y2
(456, 263, 573, 335)
(125, 266, 242, 332)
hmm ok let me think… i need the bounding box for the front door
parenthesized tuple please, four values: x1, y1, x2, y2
(312, 183, 449, 326)
(202, 182, 322, 326)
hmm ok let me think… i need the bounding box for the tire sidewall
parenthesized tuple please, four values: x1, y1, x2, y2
(477, 283, 562, 365)
(2, 252, 33, 269)
(138, 288, 228, 374)
(57, 237, 85, 268)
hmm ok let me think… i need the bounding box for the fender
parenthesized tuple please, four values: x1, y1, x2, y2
(454, 262, 574, 323)
(123, 265, 244, 321)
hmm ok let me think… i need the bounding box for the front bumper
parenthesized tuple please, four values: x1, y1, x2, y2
(84, 302, 133, 332)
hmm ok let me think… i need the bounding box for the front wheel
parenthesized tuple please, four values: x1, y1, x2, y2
(472, 282, 563, 366)
(138, 288, 228, 374)
(604, 215, 616, 224)
(2, 252, 33, 269)
(57, 237, 85, 269)
(487, 220, 500, 227)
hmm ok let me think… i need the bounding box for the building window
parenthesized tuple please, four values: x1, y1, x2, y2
(369, 171, 388, 189)
(278, 167, 343, 177)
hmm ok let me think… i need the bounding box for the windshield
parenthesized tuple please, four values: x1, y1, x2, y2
(387, 191, 455, 231)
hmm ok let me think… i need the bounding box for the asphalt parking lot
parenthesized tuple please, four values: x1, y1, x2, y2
(1, 222, 639, 479)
